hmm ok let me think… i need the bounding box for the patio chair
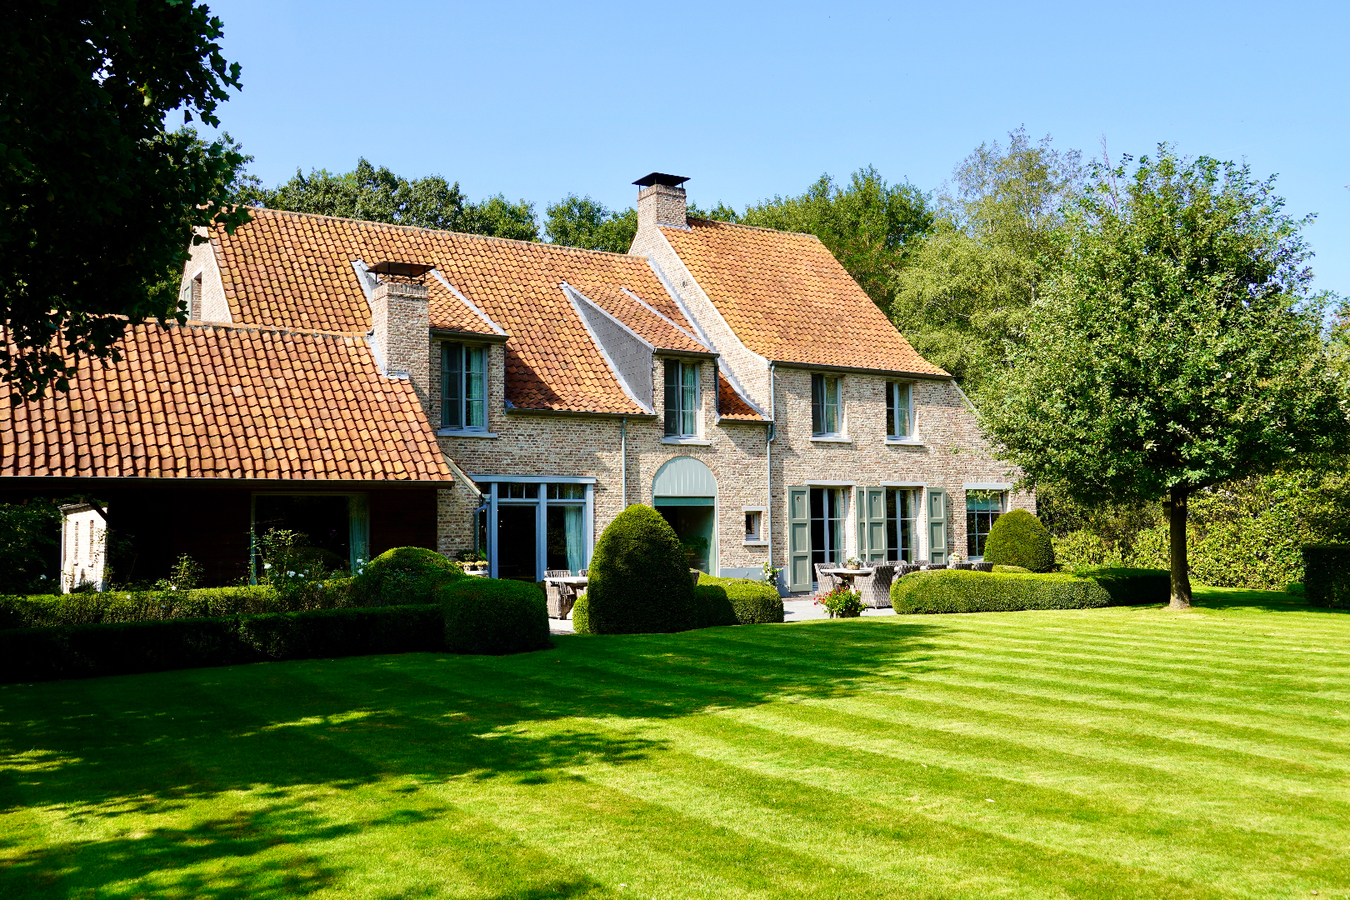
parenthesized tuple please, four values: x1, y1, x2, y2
(544, 569, 571, 579)
(814, 563, 840, 595)
(972, 561, 994, 572)
(919, 562, 948, 571)
(858, 564, 896, 609)
(544, 580, 578, 618)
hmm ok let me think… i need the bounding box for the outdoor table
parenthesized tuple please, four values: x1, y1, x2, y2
(546, 576, 589, 587)
(822, 567, 874, 585)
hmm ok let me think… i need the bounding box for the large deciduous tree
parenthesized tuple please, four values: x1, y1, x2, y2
(544, 195, 638, 253)
(983, 147, 1349, 608)
(2, 0, 250, 400)
(891, 128, 1082, 395)
(242, 159, 538, 241)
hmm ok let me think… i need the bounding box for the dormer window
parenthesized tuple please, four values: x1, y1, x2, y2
(442, 343, 486, 430)
(664, 360, 699, 437)
(887, 381, 913, 439)
(811, 374, 840, 436)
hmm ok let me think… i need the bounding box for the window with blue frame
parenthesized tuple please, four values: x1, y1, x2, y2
(442, 343, 486, 430)
(664, 361, 699, 437)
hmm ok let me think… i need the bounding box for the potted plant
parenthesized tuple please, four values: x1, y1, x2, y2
(845, 556, 861, 570)
(455, 549, 489, 577)
(818, 584, 863, 618)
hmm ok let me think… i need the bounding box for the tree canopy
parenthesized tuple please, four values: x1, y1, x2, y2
(891, 129, 1082, 394)
(241, 159, 538, 240)
(982, 146, 1349, 607)
(1, 0, 250, 400)
(543, 195, 637, 253)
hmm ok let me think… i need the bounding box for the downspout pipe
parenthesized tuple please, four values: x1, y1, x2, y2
(621, 416, 628, 509)
(767, 362, 776, 591)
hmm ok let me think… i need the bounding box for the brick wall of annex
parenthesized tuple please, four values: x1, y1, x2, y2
(767, 367, 1033, 568)
(430, 339, 773, 575)
(180, 229, 231, 323)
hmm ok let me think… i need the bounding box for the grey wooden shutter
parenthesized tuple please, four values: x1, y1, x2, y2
(927, 488, 947, 565)
(863, 487, 887, 563)
(788, 486, 811, 592)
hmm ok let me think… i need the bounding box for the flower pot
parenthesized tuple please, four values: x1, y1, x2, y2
(828, 608, 862, 619)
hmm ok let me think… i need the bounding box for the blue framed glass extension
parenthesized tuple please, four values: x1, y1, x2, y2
(470, 475, 596, 582)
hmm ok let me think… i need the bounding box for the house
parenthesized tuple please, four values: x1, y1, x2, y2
(0, 173, 1031, 592)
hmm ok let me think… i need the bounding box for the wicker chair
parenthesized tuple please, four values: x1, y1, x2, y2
(814, 562, 840, 595)
(972, 561, 994, 572)
(543, 570, 575, 619)
(858, 564, 896, 609)
(895, 562, 920, 579)
(919, 562, 948, 571)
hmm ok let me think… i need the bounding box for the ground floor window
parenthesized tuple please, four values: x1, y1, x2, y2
(810, 487, 845, 570)
(886, 488, 920, 562)
(966, 491, 1004, 558)
(252, 493, 369, 578)
(483, 479, 593, 581)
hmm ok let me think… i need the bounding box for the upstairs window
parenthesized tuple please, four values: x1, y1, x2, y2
(664, 361, 699, 437)
(811, 374, 840, 436)
(442, 343, 486, 430)
(886, 381, 913, 439)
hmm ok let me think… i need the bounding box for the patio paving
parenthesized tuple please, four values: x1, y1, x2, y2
(547, 596, 892, 635)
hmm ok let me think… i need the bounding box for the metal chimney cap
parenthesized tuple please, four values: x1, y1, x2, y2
(370, 261, 434, 280)
(633, 172, 690, 188)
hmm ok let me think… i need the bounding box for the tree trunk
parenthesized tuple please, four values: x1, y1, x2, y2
(1167, 485, 1192, 610)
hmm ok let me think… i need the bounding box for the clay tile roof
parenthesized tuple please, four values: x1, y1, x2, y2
(717, 370, 762, 421)
(213, 208, 705, 414)
(661, 218, 949, 376)
(0, 323, 454, 482)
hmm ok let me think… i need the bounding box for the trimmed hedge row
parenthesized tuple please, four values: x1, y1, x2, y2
(0, 583, 355, 629)
(438, 578, 550, 655)
(1303, 544, 1350, 609)
(0, 605, 443, 684)
(891, 567, 1169, 615)
(695, 575, 784, 627)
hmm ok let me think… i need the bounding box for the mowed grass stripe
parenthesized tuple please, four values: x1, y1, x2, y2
(578, 732, 1298, 900)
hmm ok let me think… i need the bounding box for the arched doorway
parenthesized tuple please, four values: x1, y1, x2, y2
(652, 456, 717, 574)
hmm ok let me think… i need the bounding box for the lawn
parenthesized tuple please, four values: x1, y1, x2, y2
(1, 588, 1347, 900)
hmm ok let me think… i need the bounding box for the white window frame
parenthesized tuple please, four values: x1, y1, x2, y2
(886, 381, 917, 442)
(743, 506, 767, 546)
(664, 360, 700, 439)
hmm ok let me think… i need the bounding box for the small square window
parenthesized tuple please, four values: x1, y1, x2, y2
(744, 510, 763, 542)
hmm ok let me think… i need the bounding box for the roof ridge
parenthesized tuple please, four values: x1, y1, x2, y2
(239, 205, 651, 262)
(163, 320, 368, 341)
(679, 216, 825, 242)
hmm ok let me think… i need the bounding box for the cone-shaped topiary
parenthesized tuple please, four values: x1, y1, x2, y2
(584, 505, 697, 634)
(352, 546, 463, 605)
(982, 509, 1055, 573)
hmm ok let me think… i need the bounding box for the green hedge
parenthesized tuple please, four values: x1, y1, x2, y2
(695, 575, 784, 626)
(0, 582, 363, 630)
(0, 605, 443, 683)
(890, 567, 1169, 615)
(437, 578, 551, 655)
(1074, 567, 1170, 607)
(992, 564, 1031, 574)
(1303, 544, 1350, 609)
(584, 505, 696, 634)
(352, 547, 462, 606)
(572, 592, 591, 634)
(983, 509, 1055, 572)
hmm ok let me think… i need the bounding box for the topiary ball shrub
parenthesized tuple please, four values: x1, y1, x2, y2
(571, 592, 592, 633)
(585, 505, 697, 634)
(696, 574, 784, 626)
(352, 547, 463, 606)
(437, 578, 550, 654)
(983, 509, 1055, 572)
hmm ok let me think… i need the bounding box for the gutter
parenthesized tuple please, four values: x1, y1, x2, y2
(767, 362, 776, 587)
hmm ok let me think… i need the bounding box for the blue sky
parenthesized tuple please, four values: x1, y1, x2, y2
(207, 0, 1349, 297)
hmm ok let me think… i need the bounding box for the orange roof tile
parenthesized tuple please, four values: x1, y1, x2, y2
(661, 218, 948, 376)
(0, 323, 453, 482)
(213, 209, 703, 413)
(717, 371, 762, 421)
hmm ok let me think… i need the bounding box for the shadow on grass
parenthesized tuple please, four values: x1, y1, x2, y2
(0, 621, 934, 896)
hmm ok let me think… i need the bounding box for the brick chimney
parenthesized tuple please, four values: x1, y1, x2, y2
(635, 172, 689, 231)
(370, 277, 431, 409)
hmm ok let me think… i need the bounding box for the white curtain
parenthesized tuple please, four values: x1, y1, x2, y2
(564, 505, 585, 572)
